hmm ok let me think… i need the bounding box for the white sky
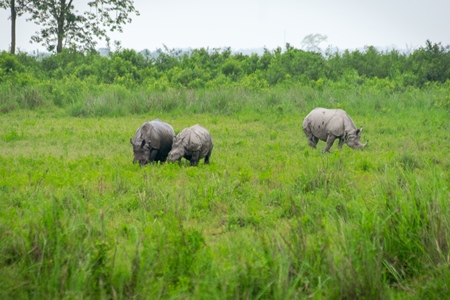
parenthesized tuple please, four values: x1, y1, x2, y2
(1, 0, 449, 52)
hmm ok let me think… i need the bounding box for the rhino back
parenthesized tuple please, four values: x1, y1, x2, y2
(191, 125, 212, 143)
(148, 120, 175, 150)
(191, 125, 213, 155)
(305, 108, 338, 141)
(175, 125, 212, 159)
(305, 108, 357, 140)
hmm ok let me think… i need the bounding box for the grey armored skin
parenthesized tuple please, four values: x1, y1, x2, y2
(168, 124, 213, 166)
(130, 119, 175, 165)
(302, 108, 368, 153)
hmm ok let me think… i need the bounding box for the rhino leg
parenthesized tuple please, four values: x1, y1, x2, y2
(159, 154, 168, 163)
(324, 135, 337, 153)
(204, 149, 212, 164)
(190, 151, 200, 166)
(338, 138, 345, 149)
(148, 149, 158, 163)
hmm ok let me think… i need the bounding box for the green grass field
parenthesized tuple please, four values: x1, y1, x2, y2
(1, 87, 450, 299)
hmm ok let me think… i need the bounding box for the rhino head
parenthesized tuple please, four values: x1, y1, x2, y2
(168, 137, 185, 163)
(345, 127, 368, 149)
(130, 138, 151, 166)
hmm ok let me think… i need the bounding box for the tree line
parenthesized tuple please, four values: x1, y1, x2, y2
(1, 41, 449, 91)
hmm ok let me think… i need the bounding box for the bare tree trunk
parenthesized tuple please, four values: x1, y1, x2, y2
(10, 0, 16, 54)
(56, 24, 63, 53)
(56, 0, 72, 53)
(56, 0, 66, 53)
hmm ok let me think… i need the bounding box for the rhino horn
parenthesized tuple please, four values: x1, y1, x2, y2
(358, 140, 368, 149)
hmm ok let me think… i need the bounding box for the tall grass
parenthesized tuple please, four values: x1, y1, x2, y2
(2, 80, 448, 118)
(1, 87, 449, 298)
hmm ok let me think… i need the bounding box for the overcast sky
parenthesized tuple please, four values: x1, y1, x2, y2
(1, 0, 449, 53)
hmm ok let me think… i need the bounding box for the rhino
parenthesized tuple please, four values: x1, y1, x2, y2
(302, 108, 368, 153)
(130, 119, 175, 165)
(168, 124, 213, 166)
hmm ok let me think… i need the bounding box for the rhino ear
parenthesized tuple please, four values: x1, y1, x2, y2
(140, 139, 146, 148)
(356, 127, 363, 136)
(130, 138, 133, 145)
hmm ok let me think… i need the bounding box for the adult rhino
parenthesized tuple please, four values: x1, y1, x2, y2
(168, 124, 213, 166)
(130, 119, 175, 165)
(302, 108, 368, 153)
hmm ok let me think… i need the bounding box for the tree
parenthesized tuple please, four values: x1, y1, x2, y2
(26, 0, 139, 53)
(301, 33, 328, 53)
(408, 40, 450, 85)
(0, 0, 31, 54)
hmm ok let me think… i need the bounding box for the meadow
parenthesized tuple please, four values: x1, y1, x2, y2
(1, 85, 450, 299)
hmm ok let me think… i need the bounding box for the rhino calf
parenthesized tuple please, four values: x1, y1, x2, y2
(130, 119, 175, 165)
(302, 108, 368, 153)
(168, 124, 213, 166)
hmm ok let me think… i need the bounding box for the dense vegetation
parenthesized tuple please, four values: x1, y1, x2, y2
(1, 40, 450, 115)
(1, 41, 450, 299)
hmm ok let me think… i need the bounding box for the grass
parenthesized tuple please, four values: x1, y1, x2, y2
(1, 87, 450, 299)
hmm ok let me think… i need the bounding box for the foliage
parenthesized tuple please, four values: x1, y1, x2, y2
(0, 41, 449, 115)
(0, 0, 30, 20)
(25, 0, 139, 53)
(0, 40, 449, 100)
(408, 40, 450, 85)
